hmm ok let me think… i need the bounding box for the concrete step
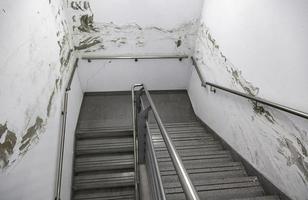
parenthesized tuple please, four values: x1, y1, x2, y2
(73, 187, 135, 200)
(75, 153, 134, 173)
(167, 186, 265, 200)
(76, 137, 133, 155)
(74, 171, 134, 191)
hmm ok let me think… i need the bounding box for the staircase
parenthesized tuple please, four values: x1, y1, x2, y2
(70, 90, 282, 200)
(149, 121, 280, 200)
(72, 124, 135, 200)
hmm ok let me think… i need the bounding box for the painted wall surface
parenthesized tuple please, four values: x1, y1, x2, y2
(66, 0, 204, 55)
(188, 0, 308, 199)
(0, 0, 79, 199)
(77, 59, 193, 92)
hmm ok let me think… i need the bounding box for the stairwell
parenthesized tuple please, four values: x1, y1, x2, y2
(70, 90, 282, 200)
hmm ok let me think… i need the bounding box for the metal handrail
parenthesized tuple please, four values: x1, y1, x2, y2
(82, 54, 189, 61)
(191, 57, 308, 120)
(54, 58, 78, 200)
(132, 84, 200, 200)
(132, 84, 143, 200)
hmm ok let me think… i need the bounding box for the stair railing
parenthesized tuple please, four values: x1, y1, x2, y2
(132, 84, 200, 200)
(191, 57, 308, 120)
(54, 58, 78, 200)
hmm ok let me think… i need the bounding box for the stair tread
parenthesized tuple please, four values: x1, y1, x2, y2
(74, 187, 135, 200)
(74, 171, 134, 190)
(77, 130, 133, 139)
(230, 196, 280, 200)
(75, 154, 134, 172)
(166, 186, 265, 200)
(156, 149, 230, 159)
(165, 176, 260, 189)
(76, 137, 133, 155)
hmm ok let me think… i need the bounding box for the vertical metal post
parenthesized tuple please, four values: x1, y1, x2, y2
(54, 92, 69, 200)
(137, 106, 151, 163)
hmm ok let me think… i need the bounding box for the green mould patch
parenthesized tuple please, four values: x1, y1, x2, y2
(252, 102, 275, 124)
(285, 138, 308, 181)
(0, 129, 17, 168)
(0, 123, 7, 138)
(78, 15, 97, 33)
(75, 36, 101, 50)
(297, 138, 308, 157)
(230, 69, 276, 123)
(19, 117, 44, 153)
(176, 39, 182, 48)
(71, 1, 91, 11)
(231, 69, 259, 96)
(207, 32, 219, 49)
(47, 89, 55, 117)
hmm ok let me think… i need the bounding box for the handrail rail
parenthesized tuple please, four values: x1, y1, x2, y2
(132, 84, 143, 200)
(54, 58, 79, 200)
(81, 54, 189, 61)
(132, 84, 200, 200)
(191, 57, 308, 120)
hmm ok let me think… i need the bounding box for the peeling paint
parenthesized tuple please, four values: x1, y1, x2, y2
(0, 123, 7, 138)
(176, 39, 182, 47)
(74, 36, 101, 50)
(19, 117, 44, 154)
(285, 139, 308, 181)
(47, 90, 55, 117)
(68, 1, 198, 53)
(196, 23, 277, 124)
(78, 14, 97, 33)
(0, 128, 17, 168)
(194, 21, 308, 198)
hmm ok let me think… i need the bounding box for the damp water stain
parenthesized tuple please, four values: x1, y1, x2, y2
(19, 117, 44, 153)
(0, 125, 17, 168)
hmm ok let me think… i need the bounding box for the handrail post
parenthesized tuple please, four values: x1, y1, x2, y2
(54, 92, 69, 200)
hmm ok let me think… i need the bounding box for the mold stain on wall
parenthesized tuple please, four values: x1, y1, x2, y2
(0, 123, 17, 168)
(68, 0, 199, 54)
(193, 22, 308, 193)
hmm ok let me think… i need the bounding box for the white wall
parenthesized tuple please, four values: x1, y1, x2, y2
(67, 0, 204, 55)
(78, 59, 192, 92)
(68, 0, 203, 92)
(188, 0, 308, 199)
(0, 0, 81, 200)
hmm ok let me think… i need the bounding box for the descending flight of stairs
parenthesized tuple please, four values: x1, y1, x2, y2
(149, 121, 280, 200)
(72, 125, 136, 200)
(70, 91, 282, 200)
